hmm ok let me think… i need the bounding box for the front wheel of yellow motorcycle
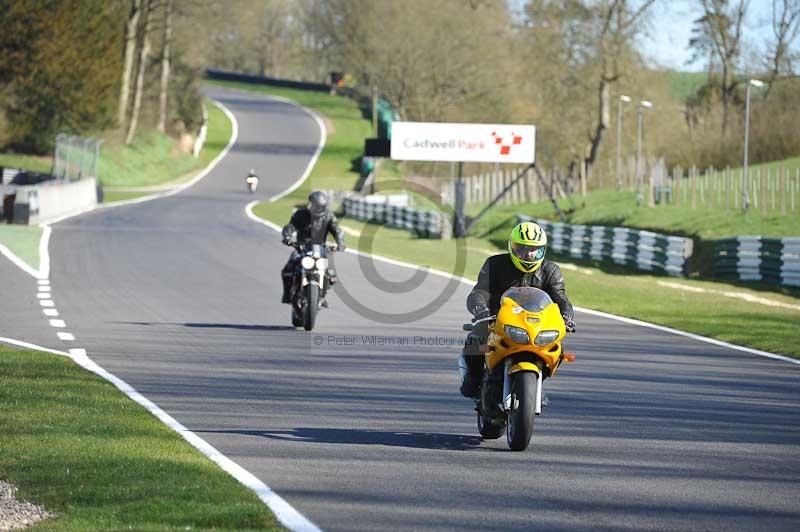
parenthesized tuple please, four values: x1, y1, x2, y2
(507, 372, 536, 451)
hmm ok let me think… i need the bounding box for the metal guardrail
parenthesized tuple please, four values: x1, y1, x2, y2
(342, 197, 448, 238)
(206, 68, 331, 93)
(518, 215, 693, 276)
(714, 237, 800, 287)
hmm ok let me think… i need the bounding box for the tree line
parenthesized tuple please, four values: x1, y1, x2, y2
(1, 0, 798, 179)
(0, 0, 206, 153)
(203, 0, 800, 178)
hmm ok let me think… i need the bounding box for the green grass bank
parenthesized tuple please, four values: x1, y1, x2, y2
(0, 98, 233, 271)
(243, 81, 799, 359)
(0, 345, 280, 531)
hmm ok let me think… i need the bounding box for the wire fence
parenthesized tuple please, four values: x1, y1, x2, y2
(52, 134, 103, 181)
(433, 156, 799, 216)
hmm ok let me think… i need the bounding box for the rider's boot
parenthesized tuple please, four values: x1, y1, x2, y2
(281, 273, 293, 304)
(458, 352, 482, 399)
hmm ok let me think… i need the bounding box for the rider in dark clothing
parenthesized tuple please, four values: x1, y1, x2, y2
(281, 191, 345, 304)
(459, 221, 575, 398)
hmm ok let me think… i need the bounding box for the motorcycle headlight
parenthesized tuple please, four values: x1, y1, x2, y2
(534, 330, 559, 346)
(315, 258, 326, 269)
(300, 256, 315, 270)
(504, 325, 530, 345)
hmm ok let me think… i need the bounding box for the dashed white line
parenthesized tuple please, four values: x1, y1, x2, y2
(39, 300, 54, 307)
(38, 285, 51, 293)
(43, 309, 59, 317)
(49, 319, 66, 328)
(37, 279, 50, 285)
(56, 332, 75, 341)
(36, 293, 49, 299)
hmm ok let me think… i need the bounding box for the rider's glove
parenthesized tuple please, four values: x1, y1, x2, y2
(472, 304, 491, 321)
(282, 236, 295, 246)
(336, 240, 346, 252)
(563, 316, 576, 333)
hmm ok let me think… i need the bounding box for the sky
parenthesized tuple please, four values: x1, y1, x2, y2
(640, 0, 779, 72)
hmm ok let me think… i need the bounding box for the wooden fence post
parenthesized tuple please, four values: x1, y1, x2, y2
(780, 168, 787, 216)
(691, 166, 697, 209)
(580, 160, 587, 198)
(770, 168, 776, 212)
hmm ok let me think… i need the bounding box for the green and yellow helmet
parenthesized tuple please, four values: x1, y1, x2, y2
(508, 221, 547, 273)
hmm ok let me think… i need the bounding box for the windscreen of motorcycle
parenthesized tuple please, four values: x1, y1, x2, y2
(304, 243, 328, 258)
(501, 286, 553, 312)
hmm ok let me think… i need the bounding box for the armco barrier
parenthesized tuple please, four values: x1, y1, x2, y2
(206, 69, 331, 93)
(714, 237, 800, 287)
(517, 215, 693, 276)
(342, 197, 449, 238)
(12, 178, 98, 224)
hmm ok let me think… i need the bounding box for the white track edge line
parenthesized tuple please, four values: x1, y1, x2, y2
(266, 95, 327, 202)
(0, 338, 320, 532)
(0, 101, 321, 530)
(244, 203, 799, 367)
(0, 242, 40, 279)
(0, 100, 238, 279)
(42, 100, 238, 226)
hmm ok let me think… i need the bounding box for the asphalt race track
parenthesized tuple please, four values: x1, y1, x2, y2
(3, 86, 799, 531)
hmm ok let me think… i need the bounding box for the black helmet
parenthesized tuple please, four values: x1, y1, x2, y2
(308, 190, 328, 217)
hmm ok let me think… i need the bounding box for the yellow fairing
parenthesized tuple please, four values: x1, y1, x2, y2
(485, 294, 566, 376)
(508, 362, 542, 374)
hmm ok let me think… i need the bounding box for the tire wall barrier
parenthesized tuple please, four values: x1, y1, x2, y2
(518, 215, 693, 276)
(342, 197, 449, 239)
(714, 237, 800, 287)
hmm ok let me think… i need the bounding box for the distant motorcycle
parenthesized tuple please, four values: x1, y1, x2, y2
(463, 286, 575, 451)
(289, 243, 336, 330)
(245, 169, 259, 193)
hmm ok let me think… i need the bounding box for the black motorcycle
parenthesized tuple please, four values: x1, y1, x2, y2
(289, 243, 336, 330)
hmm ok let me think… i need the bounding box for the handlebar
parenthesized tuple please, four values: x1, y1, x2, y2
(462, 315, 496, 331)
(287, 242, 340, 253)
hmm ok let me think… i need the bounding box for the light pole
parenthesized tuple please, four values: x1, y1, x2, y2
(616, 95, 631, 191)
(743, 78, 764, 213)
(636, 100, 653, 207)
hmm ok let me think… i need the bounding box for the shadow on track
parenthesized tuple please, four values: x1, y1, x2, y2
(196, 427, 486, 451)
(115, 321, 295, 331)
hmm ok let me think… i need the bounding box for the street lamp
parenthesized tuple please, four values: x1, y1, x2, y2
(636, 100, 653, 206)
(616, 95, 632, 191)
(743, 78, 764, 213)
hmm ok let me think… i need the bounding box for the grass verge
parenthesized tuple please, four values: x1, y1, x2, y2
(0, 345, 280, 530)
(253, 200, 800, 359)
(0, 98, 234, 270)
(0, 153, 53, 174)
(232, 79, 799, 358)
(467, 188, 800, 241)
(207, 79, 402, 195)
(0, 224, 42, 272)
(102, 99, 233, 191)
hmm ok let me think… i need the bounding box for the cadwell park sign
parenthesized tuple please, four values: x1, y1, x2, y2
(390, 122, 536, 164)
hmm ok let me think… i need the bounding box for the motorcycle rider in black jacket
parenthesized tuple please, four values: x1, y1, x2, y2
(281, 191, 345, 304)
(459, 221, 575, 398)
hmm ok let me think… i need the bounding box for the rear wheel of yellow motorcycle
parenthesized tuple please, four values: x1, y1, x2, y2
(507, 372, 536, 451)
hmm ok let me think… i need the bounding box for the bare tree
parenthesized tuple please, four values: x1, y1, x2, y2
(689, 0, 749, 137)
(765, 0, 800, 96)
(585, 0, 656, 171)
(126, 0, 155, 144)
(157, 0, 173, 133)
(119, 0, 142, 127)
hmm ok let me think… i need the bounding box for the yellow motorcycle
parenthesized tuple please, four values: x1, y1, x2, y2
(463, 286, 575, 451)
